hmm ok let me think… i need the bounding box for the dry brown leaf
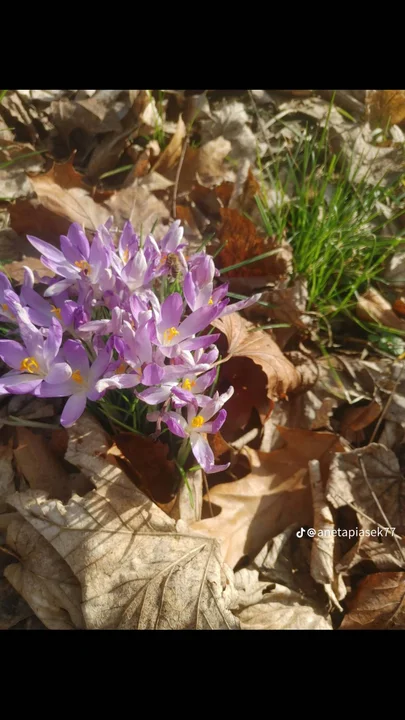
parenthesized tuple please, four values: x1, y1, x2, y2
(49, 412, 238, 629)
(0, 578, 33, 630)
(0, 444, 14, 509)
(0, 228, 37, 262)
(1, 257, 51, 285)
(385, 251, 405, 290)
(357, 288, 405, 331)
(233, 569, 332, 630)
(340, 572, 405, 629)
(308, 459, 345, 609)
(366, 90, 405, 130)
(213, 312, 302, 401)
(326, 444, 405, 534)
(106, 181, 169, 233)
(4, 514, 85, 630)
(112, 432, 178, 507)
(14, 427, 92, 502)
(152, 115, 186, 175)
(337, 536, 405, 574)
(200, 100, 256, 163)
(8, 479, 239, 630)
(217, 208, 290, 279)
(50, 91, 125, 136)
(192, 427, 343, 568)
(196, 137, 232, 186)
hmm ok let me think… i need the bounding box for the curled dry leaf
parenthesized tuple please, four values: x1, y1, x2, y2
(152, 115, 186, 175)
(213, 312, 302, 401)
(357, 288, 405, 331)
(234, 574, 332, 630)
(192, 427, 343, 568)
(340, 572, 405, 629)
(326, 444, 405, 534)
(337, 536, 405, 575)
(308, 459, 345, 609)
(14, 427, 92, 503)
(111, 432, 178, 508)
(4, 514, 85, 630)
(366, 90, 405, 130)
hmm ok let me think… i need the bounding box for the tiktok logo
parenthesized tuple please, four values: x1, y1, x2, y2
(296, 527, 305, 537)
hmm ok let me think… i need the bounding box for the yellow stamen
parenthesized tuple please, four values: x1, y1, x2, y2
(191, 415, 204, 429)
(208, 297, 213, 305)
(182, 378, 196, 391)
(51, 306, 62, 320)
(136, 366, 142, 376)
(20, 357, 39, 374)
(72, 370, 84, 384)
(122, 248, 129, 264)
(163, 326, 179, 344)
(1, 303, 8, 312)
(117, 362, 126, 374)
(74, 260, 90, 274)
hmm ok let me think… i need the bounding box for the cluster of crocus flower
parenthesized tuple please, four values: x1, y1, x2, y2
(0, 219, 260, 474)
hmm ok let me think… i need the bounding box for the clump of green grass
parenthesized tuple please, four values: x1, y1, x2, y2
(256, 119, 405, 342)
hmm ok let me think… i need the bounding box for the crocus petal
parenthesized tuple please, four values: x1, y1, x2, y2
(27, 236, 66, 264)
(160, 292, 183, 329)
(62, 340, 90, 376)
(194, 368, 217, 393)
(0, 340, 27, 370)
(60, 393, 87, 427)
(95, 373, 140, 393)
(88, 349, 112, 384)
(219, 293, 262, 316)
(43, 318, 63, 367)
(179, 333, 220, 352)
(163, 410, 188, 438)
(137, 385, 173, 405)
(141, 363, 164, 386)
(209, 408, 227, 433)
(68, 222, 90, 259)
(46, 362, 72, 384)
(190, 433, 229, 474)
(183, 272, 197, 311)
(60, 235, 82, 265)
(2, 375, 42, 395)
(177, 302, 225, 340)
(44, 279, 74, 297)
(35, 379, 77, 398)
(201, 386, 234, 422)
(171, 386, 198, 409)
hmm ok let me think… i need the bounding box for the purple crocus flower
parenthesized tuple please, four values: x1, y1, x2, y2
(36, 340, 111, 427)
(0, 317, 71, 395)
(27, 225, 114, 299)
(153, 293, 224, 358)
(147, 387, 234, 473)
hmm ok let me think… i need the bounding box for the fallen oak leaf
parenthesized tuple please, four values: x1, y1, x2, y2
(7, 477, 239, 630)
(326, 444, 405, 535)
(340, 572, 405, 629)
(34, 411, 239, 630)
(357, 288, 405, 331)
(191, 427, 343, 568)
(212, 312, 301, 401)
(4, 514, 85, 630)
